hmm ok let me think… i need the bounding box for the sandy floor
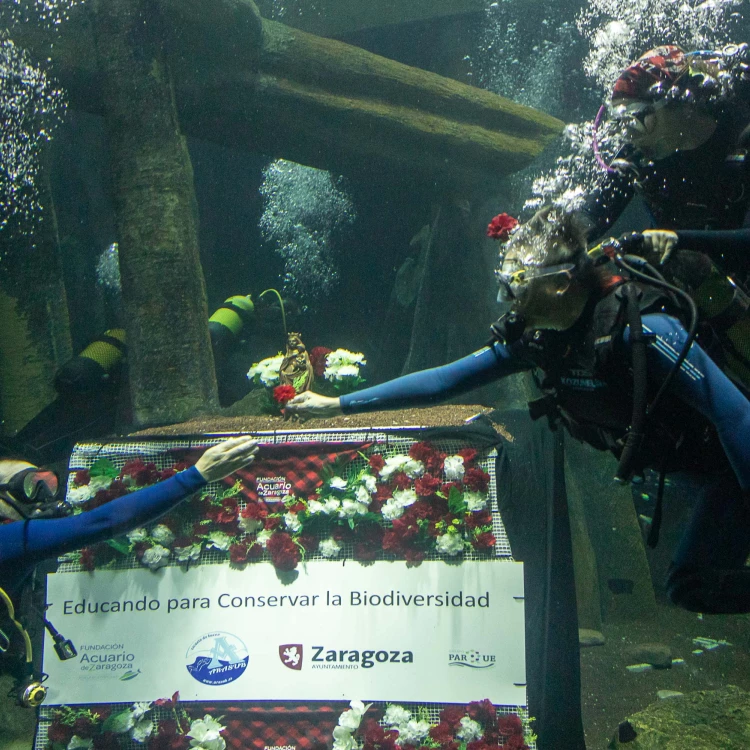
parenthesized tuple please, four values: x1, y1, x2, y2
(580, 606, 750, 748)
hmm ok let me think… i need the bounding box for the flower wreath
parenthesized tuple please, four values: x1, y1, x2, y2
(333, 699, 534, 750)
(72, 441, 496, 573)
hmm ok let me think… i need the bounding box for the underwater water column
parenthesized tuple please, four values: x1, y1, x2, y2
(89, 0, 219, 426)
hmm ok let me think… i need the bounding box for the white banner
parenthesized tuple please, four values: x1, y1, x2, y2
(44, 560, 526, 706)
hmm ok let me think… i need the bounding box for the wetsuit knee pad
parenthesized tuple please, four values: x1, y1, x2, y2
(667, 564, 750, 615)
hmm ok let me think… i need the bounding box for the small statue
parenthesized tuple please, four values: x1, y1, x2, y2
(279, 332, 314, 393)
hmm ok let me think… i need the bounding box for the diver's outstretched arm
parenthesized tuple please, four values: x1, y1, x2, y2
(286, 342, 531, 418)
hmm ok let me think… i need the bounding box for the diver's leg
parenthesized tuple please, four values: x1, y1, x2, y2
(667, 471, 750, 614)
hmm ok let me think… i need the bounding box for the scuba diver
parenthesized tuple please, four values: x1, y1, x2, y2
(0, 435, 258, 706)
(285, 205, 750, 616)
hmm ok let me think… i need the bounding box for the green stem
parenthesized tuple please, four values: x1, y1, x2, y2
(259, 288, 287, 341)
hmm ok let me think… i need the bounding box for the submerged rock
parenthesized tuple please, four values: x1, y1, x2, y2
(608, 685, 750, 749)
(579, 628, 606, 647)
(625, 643, 673, 669)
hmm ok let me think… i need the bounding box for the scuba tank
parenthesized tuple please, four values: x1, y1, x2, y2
(208, 294, 255, 361)
(53, 329, 126, 397)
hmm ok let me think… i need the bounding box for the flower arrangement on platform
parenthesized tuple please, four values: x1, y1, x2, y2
(44, 695, 227, 750)
(333, 699, 533, 750)
(247, 346, 366, 403)
(71, 440, 495, 574)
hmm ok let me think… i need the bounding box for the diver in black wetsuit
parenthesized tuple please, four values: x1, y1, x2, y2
(285, 204, 750, 616)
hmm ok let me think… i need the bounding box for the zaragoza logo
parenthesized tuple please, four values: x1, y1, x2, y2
(279, 644, 303, 670)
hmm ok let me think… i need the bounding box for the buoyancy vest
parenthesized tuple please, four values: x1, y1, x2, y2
(513, 282, 726, 475)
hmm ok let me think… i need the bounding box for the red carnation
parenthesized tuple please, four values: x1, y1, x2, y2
(297, 533, 319, 553)
(429, 722, 455, 746)
(273, 384, 297, 405)
(154, 691, 180, 708)
(72, 715, 99, 738)
(264, 515, 283, 531)
(456, 448, 478, 465)
(332, 525, 354, 543)
(353, 522, 383, 561)
(392, 472, 411, 490)
(468, 699, 497, 726)
(408, 442, 436, 463)
(266, 532, 301, 571)
(466, 510, 493, 530)
(404, 548, 426, 565)
(472, 531, 496, 550)
(309, 346, 333, 378)
(464, 467, 490, 493)
(486, 213, 518, 241)
(439, 706, 465, 729)
(415, 474, 441, 497)
(121, 458, 147, 476)
(216, 497, 239, 525)
(497, 714, 523, 736)
(48, 719, 75, 744)
(369, 454, 386, 472)
(79, 547, 96, 572)
(229, 542, 250, 564)
(74, 469, 91, 486)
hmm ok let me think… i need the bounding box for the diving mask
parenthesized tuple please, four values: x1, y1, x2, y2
(0, 467, 68, 519)
(496, 262, 576, 304)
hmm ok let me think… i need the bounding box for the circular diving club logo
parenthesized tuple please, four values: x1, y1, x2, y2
(186, 632, 249, 686)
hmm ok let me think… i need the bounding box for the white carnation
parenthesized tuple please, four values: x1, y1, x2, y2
(443, 455, 465, 482)
(131, 701, 153, 720)
(456, 717, 483, 742)
(383, 704, 411, 727)
(131, 717, 154, 743)
(174, 543, 202, 563)
(67, 737, 93, 750)
(206, 532, 232, 552)
(403, 459, 424, 479)
(338, 709, 363, 731)
(361, 474, 377, 494)
(464, 491, 488, 512)
(89, 475, 113, 493)
(436, 532, 465, 556)
(307, 499, 326, 515)
(188, 714, 226, 750)
(319, 537, 342, 558)
(398, 720, 431, 745)
(239, 514, 264, 533)
(256, 529, 274, 548)
(151, 524, 175, 546)
(67, 484, 93, 505)
(332, 726, 357, 750)
(127, 527, 149, 544)
(325, 363, 360, 382)
(141, 545, 171, 570)
(248, 355, 284, 387)
(284, 512, 302, 533)
(326, 349, 366, 367)
(379, 455, 409, 480)
(381, 499, 405, 521)
(355, 485, 372, 505)
(322, 498, 341, 515)
(339, 499, 368, 519)
(329, 476, 348, 491)
(392, 489, 417, 508)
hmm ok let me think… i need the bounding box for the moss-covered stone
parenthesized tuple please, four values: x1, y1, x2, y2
(609, 685, 750, 749)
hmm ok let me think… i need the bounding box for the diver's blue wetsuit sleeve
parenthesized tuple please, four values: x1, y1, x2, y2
(0, 465, 206, 567)
(624, 314, 750, 489)
(340, 343, 532, 414)
(675, 228, 750, 268)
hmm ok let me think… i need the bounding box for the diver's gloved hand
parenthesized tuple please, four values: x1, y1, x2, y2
(284, 391, 343, 419)
(195, 436, 259, 482)
(641, 229, 678, 265)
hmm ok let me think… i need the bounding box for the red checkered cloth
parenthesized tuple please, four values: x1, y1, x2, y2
(201, 702, 346, 750)
(612, 44, 688, 101)
(221, 442, 372, 502)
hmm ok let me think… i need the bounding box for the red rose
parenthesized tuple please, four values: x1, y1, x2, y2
(415, 474, 441, 497)
(439, 706, 465, 729)
(486, 213, 518, 241)
(497, 714, 523, 736)
(273, 384, 297, 404)
(464, 467, 490, 493)
(74, 469, 91, 486)
(309, 346, 333, 378)
(369, 454, 385, 472)
(266, 532, 301, 571)
(472, 531, 496, 550)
